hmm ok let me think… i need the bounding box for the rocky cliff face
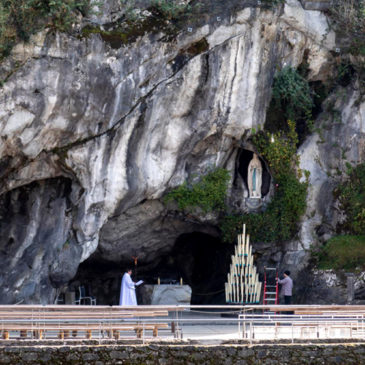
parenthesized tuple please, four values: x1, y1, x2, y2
(0, 0, 363, 304)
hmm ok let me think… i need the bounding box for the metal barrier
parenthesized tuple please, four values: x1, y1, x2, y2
(0, 305, 365, 343)
(238, 313, 365, 343)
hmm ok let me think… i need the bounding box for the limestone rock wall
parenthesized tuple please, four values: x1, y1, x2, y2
(0, 0, 362, 303)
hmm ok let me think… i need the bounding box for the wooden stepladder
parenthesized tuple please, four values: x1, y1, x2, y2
(263, 267, 279, 305)
(225, 224, 262, 304)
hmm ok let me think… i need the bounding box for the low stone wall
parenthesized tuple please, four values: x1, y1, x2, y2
(0, 343, 365, 364)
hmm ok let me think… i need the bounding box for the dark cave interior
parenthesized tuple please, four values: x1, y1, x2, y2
(69, 232, 233, 305)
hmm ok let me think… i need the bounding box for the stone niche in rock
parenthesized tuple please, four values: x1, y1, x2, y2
(231, 149, 271, 212)
(69, 231, 231, 305)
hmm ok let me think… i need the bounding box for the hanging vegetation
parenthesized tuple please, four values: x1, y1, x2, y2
(265, 66, 315, 137)
(317, 235, 365, 271)
(220, 121, 308, 244)
(334, 162, 365, 235)
(164, 167, 230, 214)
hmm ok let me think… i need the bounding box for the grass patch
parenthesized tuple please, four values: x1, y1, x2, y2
(317, 235, 365, 271)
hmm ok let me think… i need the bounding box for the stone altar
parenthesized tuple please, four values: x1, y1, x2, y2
(139, 285, 192, 305)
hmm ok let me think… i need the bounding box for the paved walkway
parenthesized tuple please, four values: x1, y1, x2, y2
(165, 310, 243, 343)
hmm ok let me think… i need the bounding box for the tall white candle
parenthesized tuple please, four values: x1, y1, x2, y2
(240, 276, 244, 304)
(254, 282, 259, 303)
(252, 266, 256, 280)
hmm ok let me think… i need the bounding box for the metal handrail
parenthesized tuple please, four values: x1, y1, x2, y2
(0, 305, 365, 341)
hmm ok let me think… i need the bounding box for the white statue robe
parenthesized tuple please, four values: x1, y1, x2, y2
(119, 272, 137, 306)
(247, 154, 262, 198)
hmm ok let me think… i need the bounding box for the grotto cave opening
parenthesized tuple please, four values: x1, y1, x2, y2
(157, 232, 232, 305)
(69, 231, 232, 305)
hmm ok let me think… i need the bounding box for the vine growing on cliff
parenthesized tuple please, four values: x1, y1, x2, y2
(164, 167, 230, 214)
(334, 162, 365, 235)
(220, 121, 308, 244)
(267, 67, 315, 133)
(317, 235, 365, 271)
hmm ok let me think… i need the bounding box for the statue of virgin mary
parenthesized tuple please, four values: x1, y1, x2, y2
(247, 153, 262, 198)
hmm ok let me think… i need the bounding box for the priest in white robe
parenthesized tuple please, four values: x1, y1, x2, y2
(119, 269, 137, 306)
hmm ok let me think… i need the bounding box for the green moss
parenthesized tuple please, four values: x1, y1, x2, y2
(81, 10, 174, 47)
(81, 25, 131, 48)
(164, 168, 230, 214)
(260, 0, 285, 7)
(317, 235, 365, 270)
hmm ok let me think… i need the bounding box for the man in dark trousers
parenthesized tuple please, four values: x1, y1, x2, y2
(278, 270, 293, 304)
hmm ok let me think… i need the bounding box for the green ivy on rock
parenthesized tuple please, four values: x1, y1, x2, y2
(220, 121, 308, 244)
(220, 172, 307, 243)
(251, 120, 299, 177)
(317, 235, 365, 271)
(164, 167, 230, 214)
(334, 162, 365, 235)
(265, 66, 316, 143)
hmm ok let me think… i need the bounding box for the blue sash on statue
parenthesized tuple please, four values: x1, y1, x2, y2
(252, 168, 256, 192)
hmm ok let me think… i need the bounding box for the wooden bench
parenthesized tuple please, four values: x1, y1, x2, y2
(0, 323, 169, 339)
(0, 305, 170, 340)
